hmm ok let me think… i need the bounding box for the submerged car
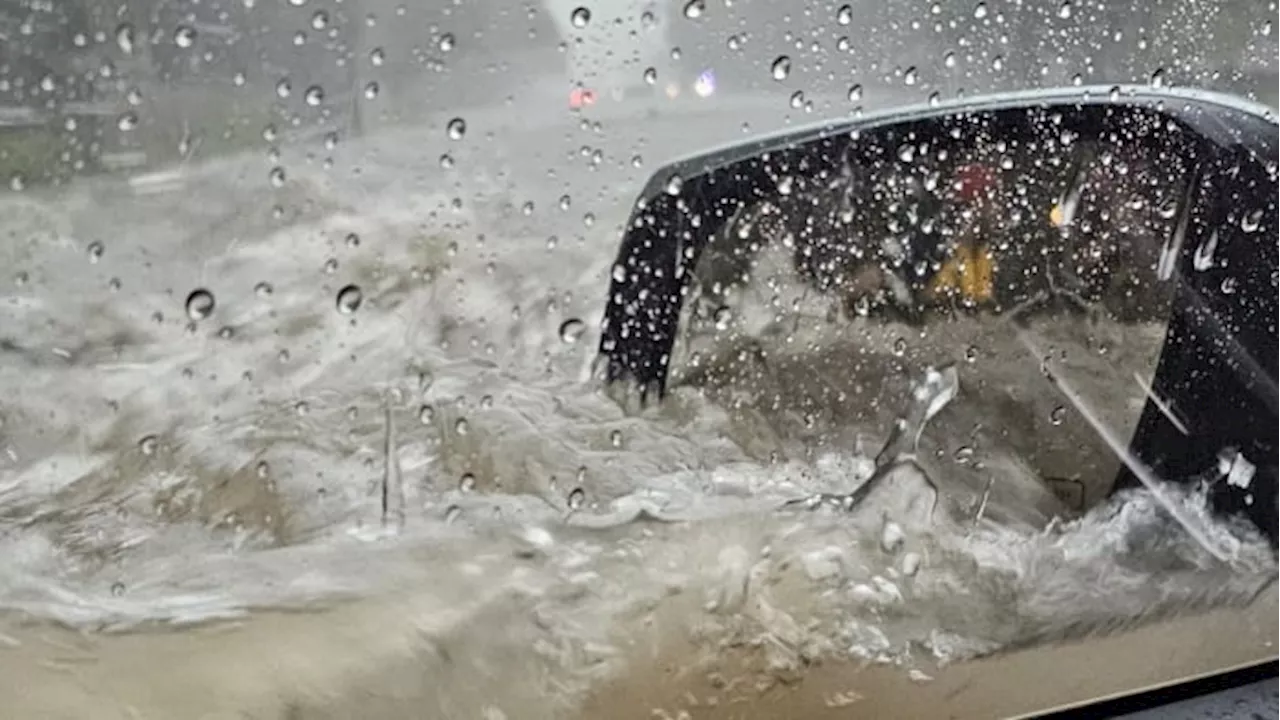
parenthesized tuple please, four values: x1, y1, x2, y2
(597, 84, 1278, 547)
(583, 83, 1277, 720)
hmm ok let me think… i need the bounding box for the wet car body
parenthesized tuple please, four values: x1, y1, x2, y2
(597, 84, 1278, 545)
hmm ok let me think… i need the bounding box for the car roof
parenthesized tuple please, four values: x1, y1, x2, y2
(640, 84, 1278, 200)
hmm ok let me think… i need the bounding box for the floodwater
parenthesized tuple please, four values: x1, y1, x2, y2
(0, 89, 1275, 718)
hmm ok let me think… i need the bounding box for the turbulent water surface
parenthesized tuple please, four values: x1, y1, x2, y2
(1, 23, 1278, 715)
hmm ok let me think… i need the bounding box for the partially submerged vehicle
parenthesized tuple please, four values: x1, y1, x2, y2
(0, 0, 105, 182)
(596, 83, 1280, 712)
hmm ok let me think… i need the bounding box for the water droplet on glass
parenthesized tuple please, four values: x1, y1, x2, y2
(973, 2, 988, 19)
(943, 51, 956, 68)
(454, 418, 469, 435)
(1149, 68, 1166, 88)
(269, 166, 286, 187)
(116, 24, 135, 54)
(881, 520, 905, 553)
(1241, 209, 1263, 232)
(609, 429, 623, 447)
(117, 112, 138, 131)
(111, 581, 126, 597)
(438, 33, 455, 52)
(837, 4, 853, 25)
(418, 404, 435, 424)
(1193, 229, 1218, 271)
(174, 26, 197, 48)
(567, 487, 586, 510)
(87, 240, 104, 263)
(336, 284, 363, 314)
(459, 473, 476, 492)
(185, 289, 215, 320)
(363, 82, 380, 100)
(559, 318, 586, 343)
(643, 66, 657, 84)
(665, 174, 684, 195)
(138, 435, 158, 455)
(276, 79, 292, 98)
(304, 85, 324, 106)
(1058, 0, 1072, 18)
(903, 66, 918, 85)
(439, 153, 454, 169)
(1050, 406, 1066, 425)
(570, 6, 591, 27)
(558, 194, 572, 211)
(369, 47, 385, 66)
(771, 55, 791, 81)
(847, 84, 863, 102)
(254, 281, 274, 298)
(901, 552, 921, 576)
(713, 306, 733, 330)
(444, 504, 462, 523)
(1221, 276, 1238, 294)
(789, 90, 805, 108)
(311, 10, 329, 29)
(683, 0, 705, 19)
(446, 117, 467, 140)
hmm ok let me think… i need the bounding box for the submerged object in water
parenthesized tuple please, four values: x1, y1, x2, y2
(596, 85, 1278, 546)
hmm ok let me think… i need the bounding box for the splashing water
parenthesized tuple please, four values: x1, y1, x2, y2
(0, 107, 1273, 717)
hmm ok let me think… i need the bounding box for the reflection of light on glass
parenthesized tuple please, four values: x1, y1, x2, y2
(695, 69, 716, 98)
(569, 87, 596, 109)
(665, 82, 680, 99)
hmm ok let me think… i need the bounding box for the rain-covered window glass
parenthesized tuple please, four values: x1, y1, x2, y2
(0, 0, 1276, 717)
